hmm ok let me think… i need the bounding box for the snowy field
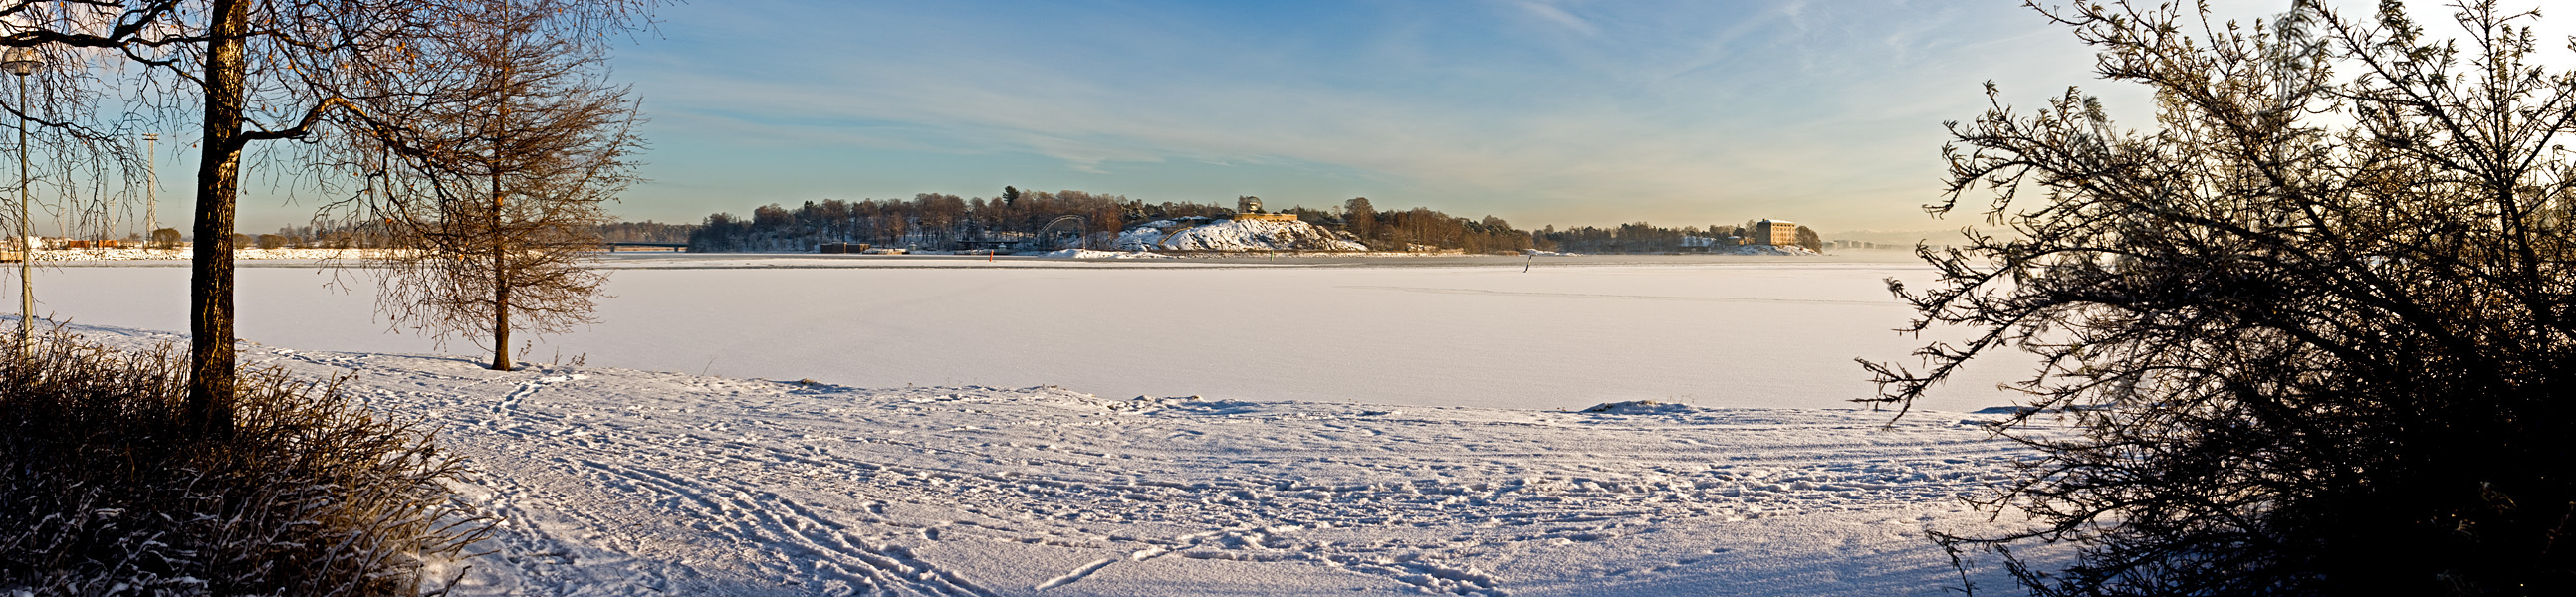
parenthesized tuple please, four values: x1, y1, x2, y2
(32, 252, 2022, 412)
(26, 254, 2055, 595)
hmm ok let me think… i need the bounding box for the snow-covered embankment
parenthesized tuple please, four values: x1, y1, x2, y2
(1113, 218, 1368, 252)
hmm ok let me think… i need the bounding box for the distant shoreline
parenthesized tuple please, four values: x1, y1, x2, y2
(34, 249, 1936, 269)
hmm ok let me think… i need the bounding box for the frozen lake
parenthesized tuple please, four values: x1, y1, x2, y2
(40, 254, 2056, 594)
(33, 253, 2024, 411)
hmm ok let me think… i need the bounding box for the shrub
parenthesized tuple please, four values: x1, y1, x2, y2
(0, 331, 488, 595)
(1872, 1, 2576, 594)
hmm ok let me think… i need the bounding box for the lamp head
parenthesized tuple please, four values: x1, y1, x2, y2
(0, 47, 41, 77)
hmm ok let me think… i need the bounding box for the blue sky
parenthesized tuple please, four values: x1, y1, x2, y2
(209, 0, 2475, 234)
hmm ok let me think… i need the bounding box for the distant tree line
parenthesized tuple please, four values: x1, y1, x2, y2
(687, 189, 1131, 252)
(1533, 221, 1821, 253)
(1326, 198, 1534, 253)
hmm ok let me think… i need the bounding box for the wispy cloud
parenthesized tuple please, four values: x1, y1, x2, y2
(608, 0, 2283, 228)
(1506, 0, 1600, 36)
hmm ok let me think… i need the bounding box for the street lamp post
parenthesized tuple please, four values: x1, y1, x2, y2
(3, 47, 39, 348)
(2, 50, 36, 346)
(142, 133, 156, 247)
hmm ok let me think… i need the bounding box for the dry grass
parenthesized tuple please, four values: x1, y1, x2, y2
(0, 330, 488, 595)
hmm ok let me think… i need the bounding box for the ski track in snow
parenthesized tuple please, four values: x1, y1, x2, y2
(74, 325, 2050, 596)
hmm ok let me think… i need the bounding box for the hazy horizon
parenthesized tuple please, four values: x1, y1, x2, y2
(94, 1, 2534, 236)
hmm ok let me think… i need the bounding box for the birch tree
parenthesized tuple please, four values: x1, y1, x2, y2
(358, 0, 641, 371)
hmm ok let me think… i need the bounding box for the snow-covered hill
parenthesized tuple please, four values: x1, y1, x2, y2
(1113, 218, 1368, 252)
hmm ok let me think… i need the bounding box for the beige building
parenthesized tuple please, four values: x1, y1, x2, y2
(1755, 220, 1799, 246)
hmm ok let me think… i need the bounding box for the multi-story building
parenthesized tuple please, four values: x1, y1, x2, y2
(1755, 220, 1798, 246)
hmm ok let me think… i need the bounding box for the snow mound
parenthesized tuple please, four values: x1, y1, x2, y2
(1579, 400, 1699, 415)
(1113, 218, 1367, 252)
(1107, 394, 1269, 415)
(1040, 248, 1170, 259)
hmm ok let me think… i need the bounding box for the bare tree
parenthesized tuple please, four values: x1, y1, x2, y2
(2, 0, 650, 433)
(1870, 0, 2576, 593)
(356, 0, 641, 371)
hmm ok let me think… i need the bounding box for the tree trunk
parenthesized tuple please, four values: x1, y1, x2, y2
(491, 177, 511, 371)
(186, 0, 250, 436)
(489, 35, 513, 373)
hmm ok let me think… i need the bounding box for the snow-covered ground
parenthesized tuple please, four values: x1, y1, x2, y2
(28, 254, 2025, 412)
(20, 247, 393, 260)
(1720, 245, 1820, 256)
(1037, 249, 1171, 260)
(47, 321, 2045, 596)
(17, 255, 2060, 595)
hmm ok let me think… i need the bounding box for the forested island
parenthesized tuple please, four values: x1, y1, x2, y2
(667, 188, 1825, 254)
